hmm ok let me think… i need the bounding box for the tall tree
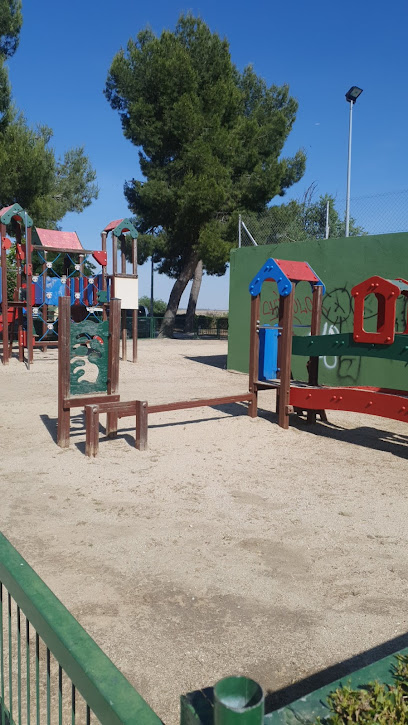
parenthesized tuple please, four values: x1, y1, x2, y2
(105, 14, 305, 336)
(0, 0, 22, 126)
(0, 1, 98, 229)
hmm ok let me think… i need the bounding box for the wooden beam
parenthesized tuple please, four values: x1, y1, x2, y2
(148, 393, 253, 414)
(106, 297, 120, 437)
(278, 285, 295, 429)
(248, 294, 260, 418)
(57, 296, 71, 447)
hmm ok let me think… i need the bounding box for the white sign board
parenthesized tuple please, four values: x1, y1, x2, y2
(113, 277, 138, 310)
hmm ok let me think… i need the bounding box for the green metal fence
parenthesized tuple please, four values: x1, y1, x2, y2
(0, 533, 162, 725)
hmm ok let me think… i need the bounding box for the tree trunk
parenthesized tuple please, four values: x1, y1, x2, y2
(184, 259, 203, 333)
(158, 252, 200, 338)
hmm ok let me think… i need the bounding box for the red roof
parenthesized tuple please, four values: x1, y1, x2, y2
(103, 219, 123, 232)
(274, 259, 319, 283)
(35, 228, 83, 251)
(0, 205, 15, 217)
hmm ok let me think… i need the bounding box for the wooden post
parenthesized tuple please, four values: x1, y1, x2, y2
(120, 235, 127, 362)
(248, 294, 260, 418)
(106, 297, 120, 437)
(85, 405, 100, 457)
(26, 226, 34, 364)
(101, 231, 107, 321)
(1, 222, 9, 364)
(275, 295, 285, 414)
(58, 295, 71, 447)
(41, 253, 48, 352)
(132, 235, 138, 363)
(307, 285, 327, 424)
(136, 400, 148, 450)
(111, 232, 117, 297)
(277, 285, 295, 429)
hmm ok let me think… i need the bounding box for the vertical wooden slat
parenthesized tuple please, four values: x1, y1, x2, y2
(135, 401, 148, 450)
(57, 296, 71, 448)
(85, 405, 99, 457)
(41, 254, 48, 352)
(111, 232, 117, 298)
(15, 223, 24, 363)
(26, 226, 34, 365)
(275, 295, 285, 414)
(120, 235, 127, 362)
(101, 232, 107, 322)
(307, 285, 324, 424)
(247, 294, 260, 418)
(278, 285, 295, 429)
(1, 222, 9, 364)
(132, 235, 138, 363)
(106, 298, 120, 437)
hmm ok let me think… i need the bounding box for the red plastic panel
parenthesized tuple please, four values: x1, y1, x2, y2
(35, 228, 83, 251)
(290, 386, 408, 423)
(351, 275, 400, 344)
(92, 250, 107, 267)
(274, 259, 319, 283)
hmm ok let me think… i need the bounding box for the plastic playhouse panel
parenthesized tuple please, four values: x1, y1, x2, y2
(258, 327, 279, 380)
(113, 277, 138, 310)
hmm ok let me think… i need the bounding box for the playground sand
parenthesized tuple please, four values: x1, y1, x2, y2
(1, 338, 408, 723)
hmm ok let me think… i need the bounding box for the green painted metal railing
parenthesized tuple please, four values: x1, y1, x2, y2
(0, 533, 162, 725)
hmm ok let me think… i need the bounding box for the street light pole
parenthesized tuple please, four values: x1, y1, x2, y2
(344, 86, 363, 238)
(345, 99, 353, 237)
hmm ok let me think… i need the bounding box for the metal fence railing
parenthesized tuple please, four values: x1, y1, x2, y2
(0, 532, 161, 725)
(239, 189, 408, 247)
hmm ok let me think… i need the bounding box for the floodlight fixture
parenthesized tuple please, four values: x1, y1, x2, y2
(345, 86, 363, 103)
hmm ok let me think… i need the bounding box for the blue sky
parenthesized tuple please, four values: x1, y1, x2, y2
(8, 0, 407, 309)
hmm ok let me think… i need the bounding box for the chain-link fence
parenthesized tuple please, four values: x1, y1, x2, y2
(239, 189, 408, 247)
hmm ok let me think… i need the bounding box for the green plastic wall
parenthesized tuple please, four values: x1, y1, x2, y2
(228, 233, 408, 391)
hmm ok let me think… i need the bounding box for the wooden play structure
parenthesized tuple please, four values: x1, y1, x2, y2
(69, 257, 408, 456)
(0, 203, 139, 365)
(248, 258, 408, 428)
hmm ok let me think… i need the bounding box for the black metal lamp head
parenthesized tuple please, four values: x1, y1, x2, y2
(345, 86, 363, 103)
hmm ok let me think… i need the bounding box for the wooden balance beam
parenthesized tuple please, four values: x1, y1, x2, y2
(84, 393, 255, 457)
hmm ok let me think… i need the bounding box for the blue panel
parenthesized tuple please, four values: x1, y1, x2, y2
(0, 274, 2, 304)
(258, 326, 279, 381)
(45, 277, 67, 305)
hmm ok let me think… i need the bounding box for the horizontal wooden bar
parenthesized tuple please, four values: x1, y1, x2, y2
(63, 394, 120, 410)
(148, 393, 253, 415)
(33, 341, 58, 347)
(112, 273, 138, 279)
(290, 386, 408, 424)
(292, 332, 408, 362)
(85, 400, 138, 417)
(31, 245, 97, 255)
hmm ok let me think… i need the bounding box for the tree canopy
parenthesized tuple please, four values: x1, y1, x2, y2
(105, 14, 306, 335)
(0, 1, 98, 230)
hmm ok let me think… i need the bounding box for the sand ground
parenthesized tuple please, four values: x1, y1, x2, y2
(1, 338, 408, 723)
